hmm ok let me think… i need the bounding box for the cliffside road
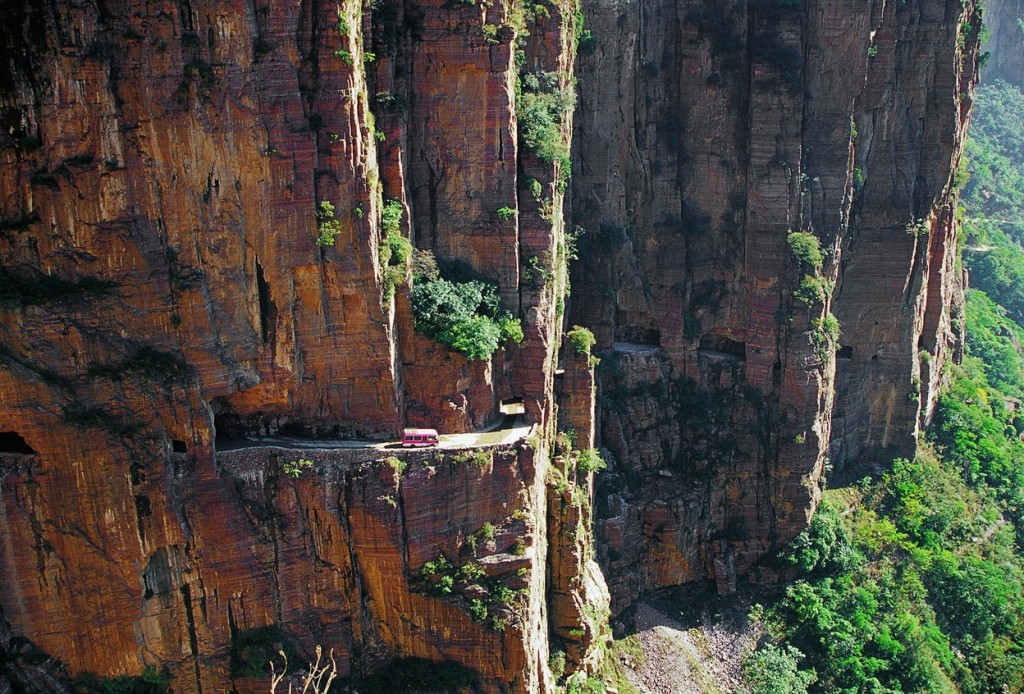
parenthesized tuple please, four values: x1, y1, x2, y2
(612, 342, 661, 355)
(218, 416, 531, 452)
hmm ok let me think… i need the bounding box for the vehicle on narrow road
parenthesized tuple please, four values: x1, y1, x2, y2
(401, 428, 440, 447)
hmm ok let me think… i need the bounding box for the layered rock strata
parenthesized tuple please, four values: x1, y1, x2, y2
(571, 0, 981, 607)
(0, 0, 984, 688)
(0, 0, 596, 690)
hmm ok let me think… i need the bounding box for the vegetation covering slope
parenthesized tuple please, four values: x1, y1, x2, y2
(743, 80, 1024, 694)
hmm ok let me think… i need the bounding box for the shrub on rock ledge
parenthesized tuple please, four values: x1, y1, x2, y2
(410, 275, 523, 360)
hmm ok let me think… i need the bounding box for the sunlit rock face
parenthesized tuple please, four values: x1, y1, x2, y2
(0, 0, 981, 688)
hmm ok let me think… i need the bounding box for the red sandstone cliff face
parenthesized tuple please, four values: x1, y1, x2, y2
(0, 0, 982, 689)
(571, 0, 980, 607)
(1, 442, 553, 692)
(0, 0, 593, 690)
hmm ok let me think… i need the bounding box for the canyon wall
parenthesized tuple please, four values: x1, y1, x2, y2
(0, 0, 592, 690)
(0, 0, 982, 689)
(982, 0, 1024, 85)
(571, 0, 980, 607)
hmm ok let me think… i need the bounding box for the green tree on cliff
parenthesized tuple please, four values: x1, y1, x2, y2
(410, 275, 523, 360)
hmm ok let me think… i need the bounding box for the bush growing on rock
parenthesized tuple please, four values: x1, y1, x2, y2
(410, 275, 523, 360)
(518, 71, 575, 166)
(282, 459, 313, 477)
(567, 325, 596, 355)
(786, 231, 823, 273)
(315, 201, 342, 246)
(793, 275, 826, 305)
(576, 448, 606, 473)
(742, 643, 817, 694)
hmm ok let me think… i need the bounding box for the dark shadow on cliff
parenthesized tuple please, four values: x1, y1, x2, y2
(335, 657, 480, 693)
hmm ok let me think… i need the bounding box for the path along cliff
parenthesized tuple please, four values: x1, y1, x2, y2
(0, 0, 982, 691)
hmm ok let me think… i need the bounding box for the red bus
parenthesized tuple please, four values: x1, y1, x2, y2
(402, 428, 439, 447)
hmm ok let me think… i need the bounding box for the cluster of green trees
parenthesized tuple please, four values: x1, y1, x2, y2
(962, 81, 1024, 325)
(760, 443, 1024, 692)
(518, 71, 575, 167)
(744, 77, 1024, 694)
(410, 265, 523, 361)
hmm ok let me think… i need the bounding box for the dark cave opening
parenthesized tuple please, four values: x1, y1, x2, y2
(0, 431, 36, 455)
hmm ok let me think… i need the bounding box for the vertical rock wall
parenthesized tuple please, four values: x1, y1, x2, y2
(0, 0, 590, 690)
(571, 0, 980, 608)
(0, 0, 984, 687)
(982, 0, 1024, 85)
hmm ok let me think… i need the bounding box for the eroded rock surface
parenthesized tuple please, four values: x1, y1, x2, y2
(0, 0, 585, 689)
(0, 0, 984, 688)
(571, 0, 980, 608)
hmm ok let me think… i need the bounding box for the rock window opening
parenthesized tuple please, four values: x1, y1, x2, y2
(698, 335, 747, 360)
(500, 398, 526, 415)
(837, 345, 854, 360)
(618, 325, 661, 347)
(0, 431, 36, 455)
(638, 328, 661, 346)
(172, 439, 188, 454)
(279, 421, 307, 437)
(211, 397, 243, 442)
(142, 547, 173, 599)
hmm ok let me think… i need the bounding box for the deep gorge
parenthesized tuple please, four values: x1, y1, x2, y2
(0, 0, 986, 691)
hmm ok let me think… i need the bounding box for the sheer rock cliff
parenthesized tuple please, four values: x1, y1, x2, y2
(571, 0, 980, 606)
(0, 0, 981, 690)
(0, 0, 586, 690)
(982, 0, 1024, 85)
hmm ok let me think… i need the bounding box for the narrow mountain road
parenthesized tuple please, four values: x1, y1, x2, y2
(217, 415, 532, 453)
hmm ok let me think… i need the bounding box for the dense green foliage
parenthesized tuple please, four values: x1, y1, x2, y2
(962, 81, 1024, 324)
(575, 448, 606, 473)
(787, 231, 824, 273)
(377, 199, 411, 296)
(762, 448, 1024, 693)
(518, 71, 575, 166)
(381, 199, 403, 236)
(742, 643, 816, 694)
(753, 77, 1024, 694)
(964, 227, 1024, 325)
(410, 274, 523, 360)
(315, 200, 342, 246)
(963, 289, 1024, 399)
(567, 325, 596, 355)
(794, 275, 827, 305)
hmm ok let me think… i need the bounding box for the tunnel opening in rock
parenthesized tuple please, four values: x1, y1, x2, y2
(698, 335, 747, 360)
(172, 439, 188, 454)
(837, 345, 854, 360)
(0, 431, 36, 455)
(618, 325, 662, 346)
(500, 397, 526, 415)
(211, 398, 244, 442)
(278, 421, 308, 437)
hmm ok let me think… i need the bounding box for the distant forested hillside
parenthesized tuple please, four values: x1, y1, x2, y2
(741, 80, 1024, 694)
